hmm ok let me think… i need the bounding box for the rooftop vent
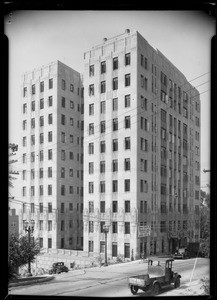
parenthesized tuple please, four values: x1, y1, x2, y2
(125, 29, 130, 34)
(103, 38, 107, 43)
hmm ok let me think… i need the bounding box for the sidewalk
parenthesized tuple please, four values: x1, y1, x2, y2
(9, 275, 55, 288)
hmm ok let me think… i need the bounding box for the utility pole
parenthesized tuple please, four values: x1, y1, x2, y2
(103, 225, 109, 266)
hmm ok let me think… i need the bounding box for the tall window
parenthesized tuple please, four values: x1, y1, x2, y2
(100, 121, 106, 133)
(125, 179, 130, 192)
(100, 101, 106, 114)
(112, 159, 118, 172)
(112, 139, 118, 151)
(113, 118, 118, 131)
(62, 79, 66, 90)
(101, 81, 106, 93)
(100, 141, 106, 153)
(113, 57, 118, 70)
(32, 84, 35, 95)
(40, 81, 44, 92)
(48, 114, 53, 124)
(101, 61, 106, 74)
(100, 161, 105, 173)
(125, 137, 131, 150)
(113, 77, 118, 90)
(124, 158, 131, 171)
(49, 78, 53, 89)
(112, 180, 118, 193)
(125, 116, 131, 129)
(89, 65, 94, 77)
(125, 74, 131, 87)
(89, 84, 94, 96)
(40, 98, 44, 109)
(89, 182, 94, 194)
(89, 103, 94, 115)
(88, 142, 94, 154)
(125, 53, 131, 65)
(125, 95, 130, 108)
(124, 222, 130, 234)
(89, 123, 94, 135)
(125, 200, 130, 213)
(48, 96, 53, 107)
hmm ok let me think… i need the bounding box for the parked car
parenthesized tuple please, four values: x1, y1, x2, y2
(173, 248, 189, 259)
(128, 257, 181, 295)
(49, 262, 69, 274)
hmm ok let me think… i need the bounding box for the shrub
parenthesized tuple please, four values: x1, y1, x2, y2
(200, 277, 209, 294)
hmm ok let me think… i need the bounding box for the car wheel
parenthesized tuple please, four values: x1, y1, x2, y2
(130, 285, 138, 295)
(175, 277, 181, 288)
(152, 283, 161, 295)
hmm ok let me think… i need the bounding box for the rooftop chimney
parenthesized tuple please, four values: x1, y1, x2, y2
(125, 29, 130, 34)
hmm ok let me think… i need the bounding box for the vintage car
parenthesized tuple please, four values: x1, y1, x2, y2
(49, 262, 69, 274)
(128, 257, 181, 295)
(173, 248, 189, 259)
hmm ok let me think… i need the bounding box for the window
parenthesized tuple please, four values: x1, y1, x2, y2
(125, 74, 131, 86)
(125, 158, 131, 171)
(100, 121, 106, 133)
(89, 123, 94, 135)
(112, 201, 118, 213)
(39, 116, 44, 127)
(39, 168, 43, 178)
(70, 118, 74, 126)
(49, 78, 53, 89)
(22, 186, 26, 196)
(89, 182, 94, 193)
(22, 170, 26, 180)
(48, 96, 53, 107)
(141, 138, 148, 151)
(101, 61, 106, 74)
(112, 159, 118, 172)
(31, 101, 35, 111)
(89, 201, 94, 213)
(61, 203, 65, 213)
(125, 95, 130, 108)
(89, 84, 94, 96)
(61, 185, 65, 196)
(100, 161, 105, 173)
(48, 114, 53, 124)
(40, 133, 44, 144)
(125, 137, 131, 150)
(141, 96, 147, 110)
(70, 135, 73, 143)
(89, 142, 94, 154)
(39, 150, 43, 161)
(23, 136, 27, 147)
(48, 184, 52, 195)
(100, 241, 105, 253)
(61, 221, 65, 231)
(39, 185, 43, 196)
(89, 65, 94, 77)
(23, 120, 27, 130)
(100, 201, 105, 213)
(31, 135, 35, 145)
(39, 238, 43, 248)
(125, 200, 130, 213)
(113, 118, 118, 131)
(23, 103, 27, 114)
(100, 141, 106, 153)
(161, 72, 167, 86)
(113, 77, 118, 90)
(113, 57, 118, 70)
(112, 98, 118, 111)
(89, 221, 94, 233)
(125, 179, 130, 192)
(48, 221, 52, 231)
(112, 139, 118, 151)
(100, 181, 105, 193)
(61, 132, 66, 143)
(48, 167, 52, 178)
(48, 149, 52, 160)
(112, 180, 118, 193)
(61, 97, 65, 108)
(30, 169, 35, 179)
(125, 222, 130, 234)
(100, 101, 106, 114)
(39, 203, 43, 213)
(89, 241, 94, 252)
(30, 186, 35, 196)
(40, 98, 44, 109)
(61, 150, 65, 161)
(48, 131, 52, 142)
(160, 221, 166, 232)
(89, 162, 94, 174)
(32, 84, 35, 95)
(140, 180, 148, 193)
(125, 53, 131, 65)
(140, 201, 147, 213)
(69, 168, 73, 177)
(31, 152, 35, 162)
(62, 79, 66, 90)
(23, 87, 27, 97)
(125, 116, 131, 129)
(70, 101, 74, 109)
(112, 222, 118, 233)
(89, 103, 94, 115)
(61, 167, 65, 178)
(112, 242, 118, 257)
(161, 109, 167, 123)
(101, 81, 106, 93)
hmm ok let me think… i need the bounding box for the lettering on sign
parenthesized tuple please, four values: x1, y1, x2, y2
(138, 225, 151, 237)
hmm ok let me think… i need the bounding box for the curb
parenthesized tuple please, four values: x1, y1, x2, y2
(9, 275, 55, 288)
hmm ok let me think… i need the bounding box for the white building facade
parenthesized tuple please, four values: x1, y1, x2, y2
(20, 60, 84, 250)
(83, 30, 200, 259)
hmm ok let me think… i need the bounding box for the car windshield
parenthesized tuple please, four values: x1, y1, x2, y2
(148, 261, 165, 276)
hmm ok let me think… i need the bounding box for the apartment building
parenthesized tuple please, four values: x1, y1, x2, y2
(83, 30, 200, 259)
(20, 60, 84, 250)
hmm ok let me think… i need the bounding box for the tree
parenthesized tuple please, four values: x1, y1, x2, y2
(9, 143, 19, 188)
(200, 190, 210, 257)
(8, 233, 40, 280)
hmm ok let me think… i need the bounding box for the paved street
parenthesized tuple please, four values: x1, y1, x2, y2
(9, 258, 209, 297)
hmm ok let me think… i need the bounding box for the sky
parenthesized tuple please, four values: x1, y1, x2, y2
(5, 10, 215, 193)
